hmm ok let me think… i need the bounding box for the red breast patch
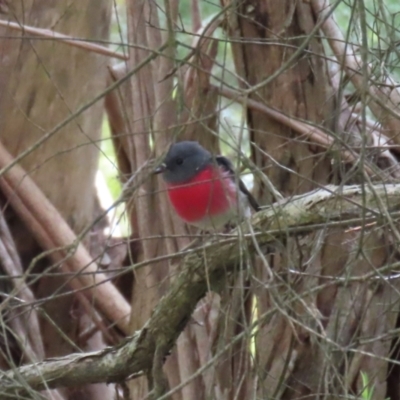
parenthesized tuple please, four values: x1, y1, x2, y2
(166, 166, 235, 223)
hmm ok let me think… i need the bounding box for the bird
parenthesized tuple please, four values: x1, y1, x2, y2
(154, 141, 260, 230)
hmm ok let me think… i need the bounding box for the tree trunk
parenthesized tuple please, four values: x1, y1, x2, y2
(0, 1, 113, 399)
(224, 1, 400, 398)
(2, 1, 400, 399)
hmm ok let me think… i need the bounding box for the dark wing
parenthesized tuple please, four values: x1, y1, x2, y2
(215, 155, 260, 212)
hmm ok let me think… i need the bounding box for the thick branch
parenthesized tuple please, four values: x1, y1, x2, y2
(1, 184, 400, 396)
(0, 141, 131, 333)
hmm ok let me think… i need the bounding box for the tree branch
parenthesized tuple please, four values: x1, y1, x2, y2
(2, 184, 400, 396)
(0, 140, 131, 333)
(0, 19, 128, 60)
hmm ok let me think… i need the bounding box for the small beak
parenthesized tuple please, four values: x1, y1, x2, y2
(154, 163, 166, 175)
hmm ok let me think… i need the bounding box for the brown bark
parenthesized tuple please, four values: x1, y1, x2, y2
(2, 183, 400, 395)
(223, 1, 400, 399)
(1, 0, 398, 398)
(121, 1, 181, 397)
(222, 1, 333, 398)
(112, 1, 227, 398)
(0, 1, 113, 399)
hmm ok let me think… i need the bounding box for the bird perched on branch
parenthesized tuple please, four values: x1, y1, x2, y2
(154, 141, 259, 230)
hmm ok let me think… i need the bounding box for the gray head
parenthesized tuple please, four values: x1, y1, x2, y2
(154, 141, 212, 183)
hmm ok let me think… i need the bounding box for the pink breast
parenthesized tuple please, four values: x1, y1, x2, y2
(166, 167, 235, 223)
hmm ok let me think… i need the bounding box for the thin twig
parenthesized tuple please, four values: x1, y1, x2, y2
(0, 141, 131, 333)
(311, 0, 400, 142)
(213, 85, 379, 177)
(1, 183, 400, 393)
(0, 42, 168, 180)
(0, 19, 128, 60)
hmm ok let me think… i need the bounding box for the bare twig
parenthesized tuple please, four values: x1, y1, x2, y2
(0, 19, 128, 60)
(0, 210, 66, 400)
(0, 42, 167, 181)
(0, 210, 44, 362)
(1, 183, 400, 394)
(312, 0, 400, 142)
(214, 85, 381, 177)
(0, 141, 131, 333)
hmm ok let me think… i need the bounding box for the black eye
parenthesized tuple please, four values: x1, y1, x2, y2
(176, 157, 183, 165)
